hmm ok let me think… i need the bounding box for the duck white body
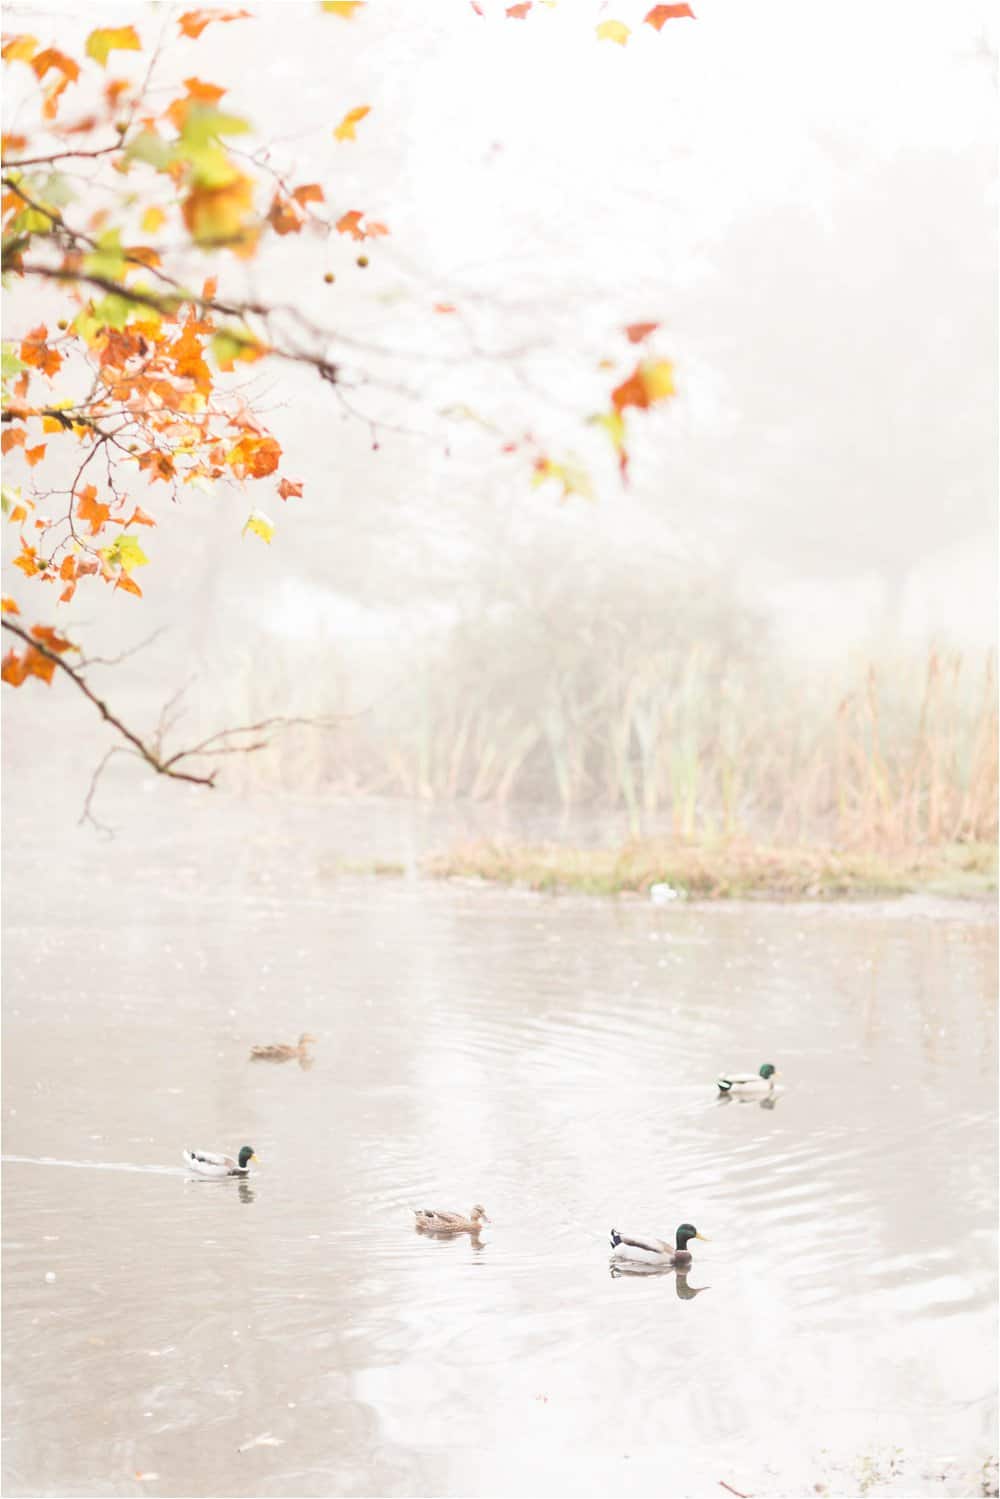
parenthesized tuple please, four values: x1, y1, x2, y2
(716, 1063, 777, 1096)
(609, 1223, 707, 1266)
(183, 1146, 256, 1178)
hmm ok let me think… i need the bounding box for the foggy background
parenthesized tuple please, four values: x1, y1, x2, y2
(2, 0, 996, 826)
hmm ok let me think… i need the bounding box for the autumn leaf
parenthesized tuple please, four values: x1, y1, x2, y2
(178, 9, 252, 39)
(320, 2, 365, 14)
(267, 192, 306, 236)
(507, 3, 533, 17)
(242, 509, 274, 543)
(292, 183, 324, 206)
(115, 572, 143, 597)
(85, 27, 141, 67)
(31, 624, 76, 653)
(1, 597, 21, 614)
(101, 533, 149, 572)
(611, 359, 675, 412)
(335, 210, 388, 240)
(183, 76, 227, 102)
(138, 449, 176, 482)
(182, 172, 255, 247)
(20, 326, 62, 378)
(645, 3, 695, 29)
(596, 20, 630, 44)
(31, 48, 80, 83)
(1, 35, 39, 65)
(228, 433, 281, 479)
(334, 105, 371, 141)
(625, 321, 659, 344)
(24, 443, 46, 467)
(277, 478, 303, 500)
(76, 485, 111, 535)
(2, 429, 25, 454)
(141, 205, 168, 233)
(124, 506, 156, 527)
(590, 409, 629, 480)
(434, 303, 458, 315)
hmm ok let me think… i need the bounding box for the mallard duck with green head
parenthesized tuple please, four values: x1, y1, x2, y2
(183, 1145, 258, 1178)
(716, 1063, 777, 1096)
(609, 1223, 708, 1267)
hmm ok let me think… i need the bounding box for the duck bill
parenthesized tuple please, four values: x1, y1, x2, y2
(694, 1231, 709, 1242)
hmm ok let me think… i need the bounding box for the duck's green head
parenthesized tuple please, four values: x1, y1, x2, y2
(759, 1064, 776, 1080)
(676, 1223, 709, 1250)
(238, 1145, 257, 1169)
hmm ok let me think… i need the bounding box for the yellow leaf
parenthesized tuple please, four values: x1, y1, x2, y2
(532, 457, 595, 502)
(141, 205, 167, 233)
(85, 26, 142, 66)
(333, 104, 371, 141)
(100, 533, 149, 572)
(2, 34, 39, 64)
(320, 1, 365, 13)
(242, 509, 274, 544)
(641, 359, 675, 401)
(596, 19, 630, 44)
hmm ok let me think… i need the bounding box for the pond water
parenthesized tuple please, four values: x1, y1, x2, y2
(2, 789, 997, 1497)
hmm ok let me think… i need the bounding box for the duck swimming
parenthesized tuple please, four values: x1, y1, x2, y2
(413, 1205, 490, 1234)
(609, 1223, 708, 1267)
(183, 1145, 258, 1178)
(716, 1063, 777, 1096)
(250, 1033, 317, 1062)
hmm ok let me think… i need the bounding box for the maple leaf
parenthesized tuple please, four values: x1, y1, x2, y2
(2, 35, 38, 64)
(138, 450, 176, 483)
(335, 209, 389, 241)
(183, 76, 227, 102)
(611, 359, 675, 412)
(590, 410, 629, 481)
(2, 429, 25, 454)
(644, 3, 695, 29)
(20, 326, 62, 378)
(31, 48, 80, 83)
(101, 533, 149, 572)
(141, 206, 168, 233)
(242, 509, 274, 543)
(625, 321, 659, 344)
(182, 172, 255, 247)
(85, 27, 142, 67)
(596, 20, 630, 44)
(228, 433, 281, 479)
(30, 624, 76, 654)
(334, 105, 371, 142)
(292, 184, 324, 206)
(124, 506, 156, 527)
(320, 2, 365, 14)
(76, 484, 112, 535)
(507, 3, 533, 16)
(1, 597, 20, 614)
(24, 444, 46, 467)
(178, 9, 252, 39)
(277, 478, 303, 500)
(434, 303, 458, 314)
(532, 457, 595, 502)
(267, 192, 306, 236)
(115, 572, 143, 597)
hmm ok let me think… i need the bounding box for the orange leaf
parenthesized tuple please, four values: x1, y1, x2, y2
(434, 303, 458, 315)
(625, 321, 659, 344)
(20, 325, 62, 378)
(506, 2, 532, 15)
(75, 484, 111, 535)
(365, 219, 389, 238)
(645, 3, 695, 29)
(137, 449, 176, 482)
(24, 443, 46, 467)
(335, 209, 364, 241)
(58, 556, 77, 580)
(2, 35, 38, 65)
(59, 583, 76, 603)
(13, 543, 40, 576)
(292, 183, 325, 206)
(182, 76, 227, 102)
(277, 477, 303, 500)
(1, 596, 20, 614)
(178, 9, 251, 39)
(115, 572, 143, 597)
(611, 359, 676, 413)
(124, 506, 156, 527)
(267, 192, 305, 236)
(333, 105, 370, 141)
(30, 624, 75, 654)
(9, 504, 28, 525)
(228, 433, 281, 479)
(31, 47, 80, 83)
(2, 428, 25, 454)
(1, 651, 29, 686)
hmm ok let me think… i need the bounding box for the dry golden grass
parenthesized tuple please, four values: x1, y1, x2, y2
(422, 837, 997, 900)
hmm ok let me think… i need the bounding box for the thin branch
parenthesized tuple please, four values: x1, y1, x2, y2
(79, 747, 127, 836)
(1, 617, 215, 787)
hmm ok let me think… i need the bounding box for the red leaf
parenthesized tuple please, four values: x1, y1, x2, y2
(507, 2, 532, 15)
(625, 321, 659, 344)
(277, 478, 303, 500)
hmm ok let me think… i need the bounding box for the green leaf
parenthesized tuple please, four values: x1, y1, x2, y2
(2, 484, 23, 516)
(100, 533, 149, 572)
(2, 344, 27, 379)
(179, 105, 251, 148)
(125, 132, 176, 171)
(83, 228, 127, 282)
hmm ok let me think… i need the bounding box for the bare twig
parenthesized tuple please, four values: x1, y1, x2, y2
(719, 1482, 751, 1498)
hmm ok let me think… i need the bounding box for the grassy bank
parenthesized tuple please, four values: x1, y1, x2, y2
(421, 837, 997, 900)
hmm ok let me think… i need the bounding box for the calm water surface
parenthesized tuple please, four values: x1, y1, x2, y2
(2, 792, 997, 1496)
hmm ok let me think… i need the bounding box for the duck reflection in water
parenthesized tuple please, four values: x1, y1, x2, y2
(238, 1181, 256, 1205)
(718, 1091, 780, 1111)
(610, 1263, 710, 1298)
